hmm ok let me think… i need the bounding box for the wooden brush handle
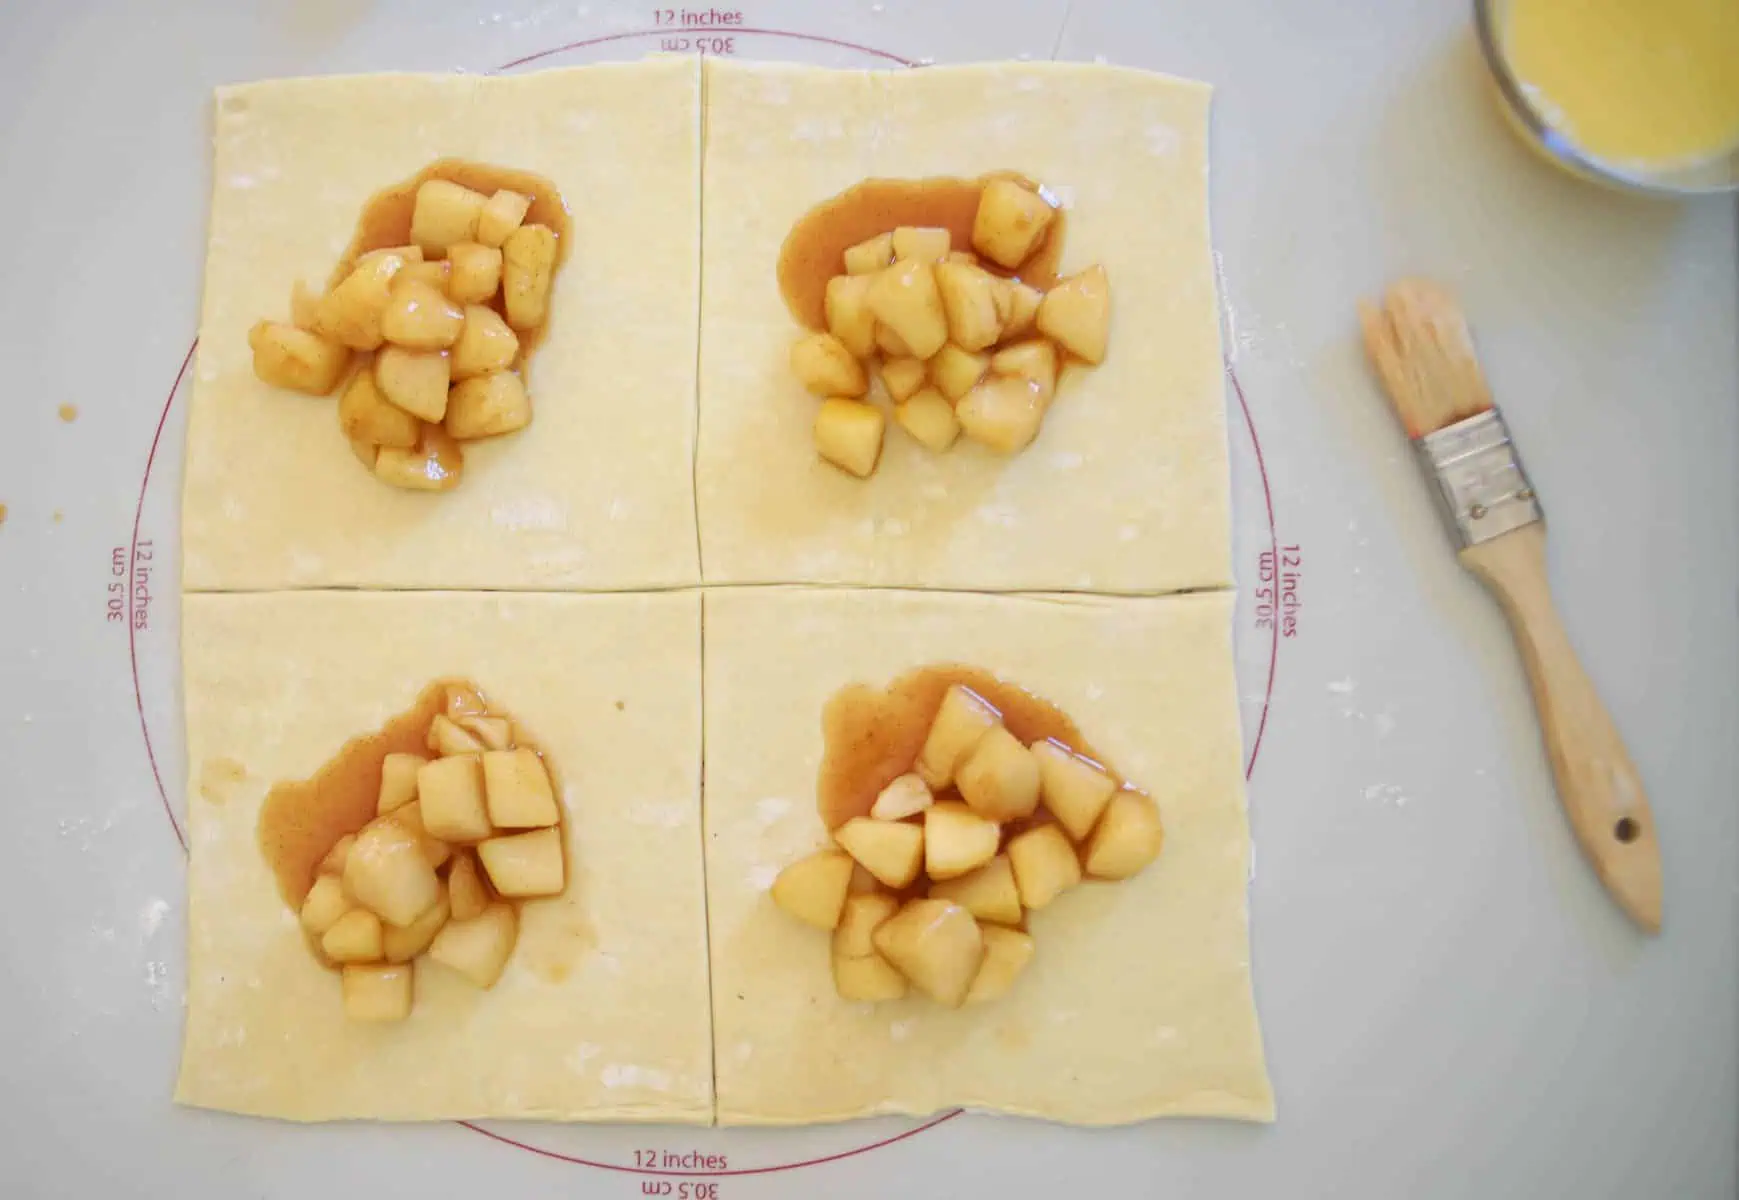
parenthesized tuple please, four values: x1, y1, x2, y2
(1460, 524, 1663, 933)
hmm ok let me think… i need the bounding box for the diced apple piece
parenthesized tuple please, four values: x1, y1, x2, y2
(945, 249, 982, 267)
(872, 899, 985, 1008)
(402, 259, 449, 292)
(430, 713, 487, 757)
(445, 371, 531, 440)
(451, 305, 521, 380)
(376, 752, 426, 815)
(342, 963, 413, 1022)
(924, 801, 1000, 881)
(299, 874, 351, 937)
(339, 367, 420, 450)
(1036, 264, 1111, 364)
(1083, 790, 1165, 880)
(834, 817, 924, 889)
(381, 279, 464, 350)
(832, 946, 909, 1002)
(814, 398, 884, 479)
(399, 260, 451, 292)
(928, 854, 1022, 926)
(824, 274, 877, 360)
(478, 827, 565, 898)
(935, 261, 1004, 352)
(248, 321, 351, 395)
(956, 725, 1041, 822)
(994, 279, 1044, 339)
(344, 816, 441, 927)
(501, 224, 557, 330)
(417, 754, 492, 844)
(916, 683, 1001, 790)
(991, 339, 1059, 403)
(866, 260, 948, 360)
(477, 189, 532, 248)
(1007, 824, 1081, 911)
(870, 773, 933, 822)
(481, 748, 559, 828)
(383, 888, 449, 963)
(896, 389, 961, 453)
(458, 715, 513, 751)
(447, 242, 503, 305)
(375, 423, 463, 492)
(878, 357, 927, 404)
(322, 908, 384, 964)
(427, 902, 518, 988)
(410, 179, 487, 255)
(971, 178, 1056, 269)
(833, 892, 901, 959)
(386, 801, 451, 869)
(1033, 739, 1118, 841)
(447, 850, 491, 921)
(445, 683, 487, 718)
(348, 437, 379, 470)
(374, 346, 451, 422)
(343, 374, 406, 454)
(770, 849, 854, 931)
(314, 254, 407, 351)
(848, 863, 880, 894)
(875, 322, 915, 359)
(957, 375, 1046, 454)
(892, 225, 950, 262)
(842, 232, 893, 275)
(965, 925, 1035, 1004)
(318, 833, 356, 877)
(791, 332, 867, 398)
(929, 343, 989, 401)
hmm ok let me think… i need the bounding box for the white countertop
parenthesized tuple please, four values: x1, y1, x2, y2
(0, 1, 1732, 1196)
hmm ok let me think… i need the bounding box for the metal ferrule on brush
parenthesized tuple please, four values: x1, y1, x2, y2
(1413, 409, 1543, 549)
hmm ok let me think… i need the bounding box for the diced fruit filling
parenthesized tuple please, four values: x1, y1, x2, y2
(782, 175, 1112, 479)
(248, 162, 568, 493)
(770, 672, 1163, 1008)
(278, 681, 568, 1022)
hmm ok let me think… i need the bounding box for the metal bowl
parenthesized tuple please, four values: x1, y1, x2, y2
(1473, 0, 1739, 196)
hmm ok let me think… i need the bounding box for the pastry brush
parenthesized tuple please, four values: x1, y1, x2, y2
(1359, 278, 1662, 933)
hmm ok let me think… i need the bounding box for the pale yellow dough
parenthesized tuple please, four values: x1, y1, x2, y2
(183, 59, 702, 592)
(177, 591, 711, 1122)
(697, 61, 1230, 593)
(180, 57, 1266, 1128)
(704, 588, 1272, 1125)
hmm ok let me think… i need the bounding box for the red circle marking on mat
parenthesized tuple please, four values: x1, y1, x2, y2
(458, 1110, 963, 1177)
(131, 26, 1285, 1176)
(498, 27, 915, 71)
(131, 338, 195, 852)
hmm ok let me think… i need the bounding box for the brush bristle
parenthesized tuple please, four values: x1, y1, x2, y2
(1359, 279, 1494, 439)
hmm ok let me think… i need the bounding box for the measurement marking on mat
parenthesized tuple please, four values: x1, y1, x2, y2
(652, 7, 744, 26)
(1255, 544, 1302, 638)
(636, 1181, 722, 1197)
(107, 545, 127, 623)
(634, 1149, 729, 1172)
(657, 33, 737, 52)
(132, 539, 156, 631)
